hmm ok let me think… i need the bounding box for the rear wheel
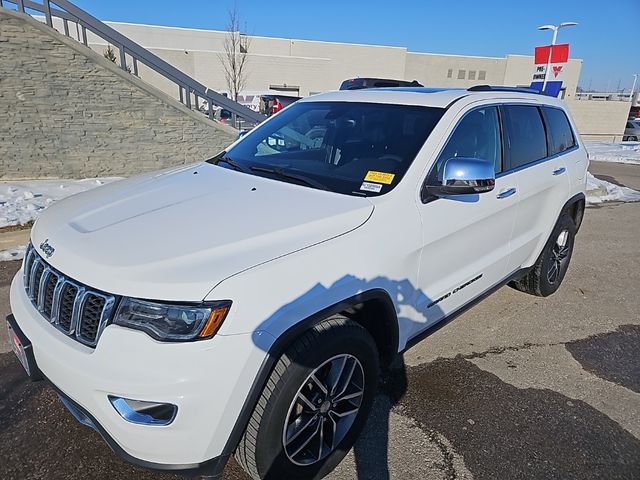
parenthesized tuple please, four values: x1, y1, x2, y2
(509, 213, 576, 297)
(235, 316, 379, 480)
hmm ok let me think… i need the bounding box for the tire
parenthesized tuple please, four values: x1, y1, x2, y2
(235, 316, 379, 480)
(509, 213, 576, 297)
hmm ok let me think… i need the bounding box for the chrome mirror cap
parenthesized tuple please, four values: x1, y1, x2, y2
(429, 157, 495, 197)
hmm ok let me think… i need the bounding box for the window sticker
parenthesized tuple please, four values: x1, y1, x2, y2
(360, 181, 383, 193)
(364, 171, 395, 185)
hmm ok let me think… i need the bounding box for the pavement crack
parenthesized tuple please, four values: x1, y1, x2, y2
(426, 428, 458, 480)
(395, 405, 459, 480)
(459, 341, 564, 360)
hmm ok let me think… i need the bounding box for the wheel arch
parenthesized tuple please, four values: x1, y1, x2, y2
(563, 192, 586, 232)
(216, 289, 399, 470)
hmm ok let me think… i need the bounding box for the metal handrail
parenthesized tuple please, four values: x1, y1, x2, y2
(0, 0, 266, 127)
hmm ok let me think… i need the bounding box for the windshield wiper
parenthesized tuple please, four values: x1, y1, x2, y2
(249, 166, 329, 191)
(210, 154, 251, 173)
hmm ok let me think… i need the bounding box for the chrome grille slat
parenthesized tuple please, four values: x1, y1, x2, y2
(37, 267, 51, 311)
(23, 246, 36, 292)
(76, 292, 115, 346)
(23, 244, 115, 348)
(42, 270, 60, 318)
(50, 275, 66, 325)
(28, 256, 42, 299)
(57, 281, 79, 334)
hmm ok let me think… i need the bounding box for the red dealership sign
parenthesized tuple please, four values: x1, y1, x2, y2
(530, 43, 569, 97)
(534, 43, 569, 64)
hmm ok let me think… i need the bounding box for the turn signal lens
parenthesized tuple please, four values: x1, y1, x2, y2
(198, 305, 231, 338)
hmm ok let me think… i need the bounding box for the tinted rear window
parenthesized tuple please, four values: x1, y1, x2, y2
(543, 107, 575, 155)
(504, 105, 547, 169)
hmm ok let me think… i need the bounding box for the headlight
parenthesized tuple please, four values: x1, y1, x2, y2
(113, 298, 231, 341)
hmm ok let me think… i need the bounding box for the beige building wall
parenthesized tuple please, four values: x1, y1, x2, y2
(78, 21, 582, 99)
(565, 100, 631, 142)
(44, 18, 630, 140)
(405, 52, 507, 88)
(82, 22, 407, 97)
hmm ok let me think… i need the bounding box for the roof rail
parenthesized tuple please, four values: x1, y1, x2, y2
(468, 85, 541, 94)
(1, 0, 266, 128)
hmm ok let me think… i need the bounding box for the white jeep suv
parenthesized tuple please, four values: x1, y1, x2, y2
(8, 86, 587, 479)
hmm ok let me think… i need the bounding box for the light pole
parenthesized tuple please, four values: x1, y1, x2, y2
(538, 22, 577, 92)
(631, 74, 638, 104)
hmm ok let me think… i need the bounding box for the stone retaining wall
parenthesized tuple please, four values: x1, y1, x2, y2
(0, 8, 236, 180)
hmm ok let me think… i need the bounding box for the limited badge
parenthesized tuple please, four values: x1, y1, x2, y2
(364, 171, 395, 185)
(360, 181, 382, 193)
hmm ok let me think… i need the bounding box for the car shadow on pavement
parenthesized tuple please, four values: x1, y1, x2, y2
(351, 356, 407, 480)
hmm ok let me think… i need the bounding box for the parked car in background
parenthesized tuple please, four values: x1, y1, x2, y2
(339, 77, 423, 90)
(623, 120, 640, 141)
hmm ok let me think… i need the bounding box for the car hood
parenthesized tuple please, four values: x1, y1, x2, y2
(31, 163, 374, 301)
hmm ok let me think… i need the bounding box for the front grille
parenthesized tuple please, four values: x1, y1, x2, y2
(78, 294, 107, 343)
(22, 244, 116, 347)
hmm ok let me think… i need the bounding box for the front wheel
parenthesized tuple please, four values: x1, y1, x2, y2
(509, 213, 576, 297)
(235, 316, 379, 480)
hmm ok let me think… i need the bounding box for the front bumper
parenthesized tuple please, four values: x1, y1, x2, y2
(9, 270, 274, 474)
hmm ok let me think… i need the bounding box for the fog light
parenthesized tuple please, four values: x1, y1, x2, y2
(108, 396, 177, 426)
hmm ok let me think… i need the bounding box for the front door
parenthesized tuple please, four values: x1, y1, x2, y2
(412, 105, 517, 337)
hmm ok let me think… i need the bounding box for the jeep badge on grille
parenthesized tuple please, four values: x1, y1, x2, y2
(39, 239, 55, 258)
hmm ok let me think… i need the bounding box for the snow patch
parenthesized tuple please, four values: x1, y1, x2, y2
(0, 245, 26, 262)
(584, 141, 640, 165)
(0, 177, 121, 229)
(586, 172, 640, 205)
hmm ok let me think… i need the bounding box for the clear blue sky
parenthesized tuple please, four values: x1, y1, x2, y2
(72, 0, 639, 92)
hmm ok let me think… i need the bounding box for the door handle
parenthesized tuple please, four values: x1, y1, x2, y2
(553, 167, 566, 176)
(497, 187, 517, 199)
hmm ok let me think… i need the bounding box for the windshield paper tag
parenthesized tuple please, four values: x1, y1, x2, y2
(360, 181, 383, 193)
(365, 171, 395, 185)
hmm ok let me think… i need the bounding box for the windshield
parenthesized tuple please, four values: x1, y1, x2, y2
(218, 101, 444, 196)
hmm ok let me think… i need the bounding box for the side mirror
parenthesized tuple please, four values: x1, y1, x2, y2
(426, 157, 495, 197)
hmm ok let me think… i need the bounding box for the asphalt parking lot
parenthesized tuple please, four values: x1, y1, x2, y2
(1, 163, 639, 480)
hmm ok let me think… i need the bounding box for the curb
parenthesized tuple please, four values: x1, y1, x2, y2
(0, 229, 30, 252)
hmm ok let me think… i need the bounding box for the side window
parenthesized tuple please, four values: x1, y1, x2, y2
(627, 122, 634, 129)
(504, 105, 547, 169)
(543, 107, 576, 155)
(433, 106, 503, 179)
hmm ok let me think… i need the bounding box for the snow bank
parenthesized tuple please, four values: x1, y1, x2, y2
(584, 141, 640, 165)
(0, 245, 26, 262)
(586, 172, 640, 205)
(0, 178, 121, 229)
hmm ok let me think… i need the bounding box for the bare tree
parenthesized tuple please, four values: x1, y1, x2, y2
(103, 45, 132, 74)
(217, 5, 251, 101)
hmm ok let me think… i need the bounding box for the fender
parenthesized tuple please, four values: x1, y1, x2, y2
(210, 288, 399, 476)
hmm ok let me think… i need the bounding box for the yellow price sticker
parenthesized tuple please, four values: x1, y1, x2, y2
(364, 171, 395, 185)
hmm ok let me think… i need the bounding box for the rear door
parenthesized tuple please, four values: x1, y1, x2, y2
(502, 104, 572, 269)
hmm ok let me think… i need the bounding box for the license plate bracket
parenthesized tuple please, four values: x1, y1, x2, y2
(6, 315, 42, 381)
